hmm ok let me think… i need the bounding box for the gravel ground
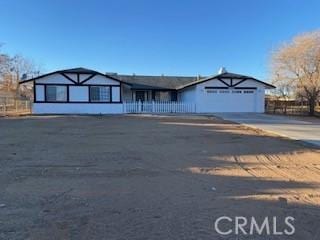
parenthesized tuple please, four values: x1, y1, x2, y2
(0, 114, 320, 240)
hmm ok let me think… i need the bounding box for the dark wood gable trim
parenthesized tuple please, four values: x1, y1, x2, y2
(205, 86, 257, 90)
(178, 73, 276, 90)
(80, 74, 96, 84)
(232, 79, 248, 87)
(217, 78, 231, 87)
(20, 68, 125, 85)
(204, 78, 251, 89)
(216, 77, 253, 88)
(204, 86, 229, 89)
(33, 81, 36, 102)
(67, 85, 70, 101)
(60, 73, 78, 84)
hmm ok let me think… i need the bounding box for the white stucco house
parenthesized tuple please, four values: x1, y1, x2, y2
(20, 67, 275, 114)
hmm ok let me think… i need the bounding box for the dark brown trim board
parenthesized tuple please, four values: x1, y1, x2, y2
(80, 74, 96, 84)
(60, 73, 78, 84)
(204, 86, 257, 90)
(33, 81, 36, 102)
(204, 87, 229, 89)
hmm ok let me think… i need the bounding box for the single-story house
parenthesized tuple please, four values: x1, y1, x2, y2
(20, 67, 275, 114)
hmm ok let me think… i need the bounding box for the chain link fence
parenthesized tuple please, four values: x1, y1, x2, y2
(0, 98, 31, 116)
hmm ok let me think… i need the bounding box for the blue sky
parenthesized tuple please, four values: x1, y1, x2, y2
(0, 0, 319, 80)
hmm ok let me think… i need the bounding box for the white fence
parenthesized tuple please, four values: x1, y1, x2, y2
(123, 101, 196, 113)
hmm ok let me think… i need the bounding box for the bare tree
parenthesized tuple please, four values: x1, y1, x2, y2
(0, 45, 11, 79)
(0, 45, 38, 98)
(270, 78, 294, 114)
(271, 30, 320, 115)
(10, 54, 36, 94)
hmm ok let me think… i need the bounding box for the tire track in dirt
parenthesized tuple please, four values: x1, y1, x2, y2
(231, 153, 320, 206)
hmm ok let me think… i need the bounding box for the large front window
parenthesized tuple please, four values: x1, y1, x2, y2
(46, 85, 67, 102)
(90, 86, 110, 102)
(154, 91, 171, 101)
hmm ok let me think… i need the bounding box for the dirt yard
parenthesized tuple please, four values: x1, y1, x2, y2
(0, 115, 320, 239)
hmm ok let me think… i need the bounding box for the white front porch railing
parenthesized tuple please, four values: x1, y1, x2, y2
(123, 101, 196, 113)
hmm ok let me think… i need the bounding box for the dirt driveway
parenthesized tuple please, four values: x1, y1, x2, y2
(0, 115, 320, 239)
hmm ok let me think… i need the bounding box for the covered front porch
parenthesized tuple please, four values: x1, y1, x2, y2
(121, 84, 195, 113)
(122, 84, 177, 102)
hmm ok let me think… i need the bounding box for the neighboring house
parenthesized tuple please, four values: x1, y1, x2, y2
(19, 67, 275, 114)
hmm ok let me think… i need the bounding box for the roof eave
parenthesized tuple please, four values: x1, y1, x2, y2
(264, 84, 276, 89)
(176, 74, 277, 90)
(19, 68, 125, 84)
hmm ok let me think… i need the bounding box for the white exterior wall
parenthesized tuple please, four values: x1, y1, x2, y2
(36, 73, 72, 84)
(79, 74, 91, 82)
(235, 79, 265, 112)
(64, 73, 77, 82)
(178, 86, 196, 103)
(33, 72, 122, 114)
(84, 75, 119, 85)
(33, 103, 123, 114)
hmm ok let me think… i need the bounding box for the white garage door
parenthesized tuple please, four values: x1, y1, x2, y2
(198, 89, 257, 112)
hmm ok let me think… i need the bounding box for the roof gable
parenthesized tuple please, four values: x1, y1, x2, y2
(177, 72, 275, 90)
(20, 68, 123, 84)
(20, 68, 275, 90)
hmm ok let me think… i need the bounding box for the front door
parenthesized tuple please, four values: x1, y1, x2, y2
(136, 91, 145, 102)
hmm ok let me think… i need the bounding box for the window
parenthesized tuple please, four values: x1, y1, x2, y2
(244, 90, 254, 94)
(219, 90, 230, 94)
(90, 86, 110, 102)
(207, 90, 217, 93)
(232, 90, 242, 94)
(154, 91, 171, 101)
(46, 85, 67, 102)
(160, 91, 170, 101)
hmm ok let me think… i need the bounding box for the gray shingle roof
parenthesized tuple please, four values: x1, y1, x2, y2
(59, 67, 101, 74)
(116, 74, 200, 89)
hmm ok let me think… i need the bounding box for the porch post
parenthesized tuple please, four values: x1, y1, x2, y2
(152, 90, 155, 101)
(138, 100, 142, 112)
(171, 91, 178, 101)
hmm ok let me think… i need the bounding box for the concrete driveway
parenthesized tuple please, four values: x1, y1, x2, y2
(214, 113, 320, 147)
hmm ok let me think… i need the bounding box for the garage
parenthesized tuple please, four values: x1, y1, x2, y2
(200, 88, 257, 112)
(178, 70, 275, 113)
